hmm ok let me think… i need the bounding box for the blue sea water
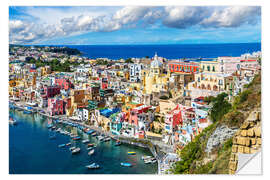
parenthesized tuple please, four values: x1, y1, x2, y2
(9, 109, 158, 174)
(64, 43, 261, 59)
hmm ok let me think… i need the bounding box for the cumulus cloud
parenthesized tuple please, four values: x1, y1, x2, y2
(9, 6, 261, 44)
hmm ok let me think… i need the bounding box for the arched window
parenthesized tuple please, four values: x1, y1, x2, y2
(212, 66, 215, 72)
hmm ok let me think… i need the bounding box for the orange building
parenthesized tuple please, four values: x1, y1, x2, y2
(168, 61, 199, 74)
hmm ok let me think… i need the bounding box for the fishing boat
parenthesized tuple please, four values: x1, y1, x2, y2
(104, 137, 111, 142)
(86, 163, 100, 169)
(120, 163, 132, 167)
(88, 149, 95, 155)
(69, 146, 76, 151)
(82, 139, 90, 144)
(87, 143, 95, 147)
(23, 110, 32, 114)
(55, 128, 61, 132)
(151, 158, 157, 163)
(127, 152, 136, 155)
(72, 136, 81, 140)
(71, 148, 80, 154)
(66, 143, 71, 146)
(58, 144, 66, 148)
(91, 132, 97, 136)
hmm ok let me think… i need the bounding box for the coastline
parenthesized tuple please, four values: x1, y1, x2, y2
(9, 100, 164, 174)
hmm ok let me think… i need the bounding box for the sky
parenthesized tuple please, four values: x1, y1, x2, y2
(9, 6, 261, 45)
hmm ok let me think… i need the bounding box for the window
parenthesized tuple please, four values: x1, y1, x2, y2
(212, 66, 215, 72)
(207, 66, 210, 71)
(203, 65, 205, 70)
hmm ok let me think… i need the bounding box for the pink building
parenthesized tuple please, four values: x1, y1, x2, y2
(42, 85, 61, 99)
(217, 57, 241, 74)
(129, 105, 151, 127)
(165, 105, 183, 133)
(47, 98, 65, 116)
(55, 78, 74, 90)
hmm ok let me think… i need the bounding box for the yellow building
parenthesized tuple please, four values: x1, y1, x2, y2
(200, 60, 220, 73)
(142, 53, 170, 94)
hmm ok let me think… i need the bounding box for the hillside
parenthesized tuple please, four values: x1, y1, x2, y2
(171, 73, 261, 174)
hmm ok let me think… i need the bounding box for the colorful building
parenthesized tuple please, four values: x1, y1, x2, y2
(168, 61, 199, 74)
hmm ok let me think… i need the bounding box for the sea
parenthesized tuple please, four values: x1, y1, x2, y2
(64, 43, 261, 59)
(9, 109, 158, 174)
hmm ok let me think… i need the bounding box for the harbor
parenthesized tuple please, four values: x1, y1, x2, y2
(9, 107, 158, 174)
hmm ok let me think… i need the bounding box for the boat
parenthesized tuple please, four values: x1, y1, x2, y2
(88, 149, 95, 155)
(82, 139, 90, 144)
(58, 144, 66, 148)
(87, 147, 94, 150)
(97, 136, 104, 141)
(72, 136, 81, 140)
(71, 148, 80, 154)
(104, 137, 111, 142)
(47, 124, 53, 129)
(144, 160, 152, 164)
(66, 143, 71, 146)
(69, 146, 76, 151)
(87, 143, 95, 147)
(127, 152, 136, 155)
(91, 132, 97, 136)
(86, 163, 100, 169)
(120, 163, 132, 167)
(141, 155, 152, 160)
(23, 110, 32, 114)
(115, 141, 121, 146)
(86, 129, 94, 135)
(9, 117, 17, 125)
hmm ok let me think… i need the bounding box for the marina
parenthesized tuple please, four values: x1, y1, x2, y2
(9, 108, 158, 174)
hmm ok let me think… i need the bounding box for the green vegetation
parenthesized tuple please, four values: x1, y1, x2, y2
(171, 74, 261, 174)
(25, 58, 83, 72)
(125, 58, 134, 63)
(45, 46, 81, 55)
(171, 123, 217, 174)
(96, 59, 108, 65)
(159, 95, 169, 100)
(209, 93, 232, 123)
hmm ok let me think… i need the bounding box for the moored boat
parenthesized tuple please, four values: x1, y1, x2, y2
(66, 143, 71, 146)
(86, 163, 100, 169)
(115, 141, 121, 146)
(71, 147, 80, 154)
(69, 146, 76, 151)
(120, 162, 132, 167)
(127, 152, 136, 155)
(58, 144, 66, 148)
(88, 149, 95, 155)
(72, 136, 81, 140)
(82, 139, 90, 144)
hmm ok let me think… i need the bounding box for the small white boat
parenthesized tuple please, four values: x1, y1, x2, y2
(104, 137, 111, 142)
(72, 148, 80, 154)
(86, 163, 100, 169)
(88, 149, 95, 155)
(69, 146, 76, 151)
(141, 155, 152, 160)
(82, 139, 90, 144)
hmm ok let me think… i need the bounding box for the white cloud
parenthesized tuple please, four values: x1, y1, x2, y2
(9, 6, 261, 44)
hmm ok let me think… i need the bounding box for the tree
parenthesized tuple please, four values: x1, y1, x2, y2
(209, 93, 232, 123)
(125, 58, 134, 63)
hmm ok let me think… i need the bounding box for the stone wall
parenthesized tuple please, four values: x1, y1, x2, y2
(229, 108, 261, 174)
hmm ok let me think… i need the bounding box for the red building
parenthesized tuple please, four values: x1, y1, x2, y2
(42, 85, 61, 99)
(129, 105, 151, 127)
(55, 78, 74, 90)
(47, 98, 65, 116)
(168, 61, 199, 74)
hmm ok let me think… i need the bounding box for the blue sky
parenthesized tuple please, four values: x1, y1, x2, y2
(9, 6, 261, 45)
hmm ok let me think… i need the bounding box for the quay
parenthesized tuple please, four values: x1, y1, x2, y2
(10, 100, 171, 174)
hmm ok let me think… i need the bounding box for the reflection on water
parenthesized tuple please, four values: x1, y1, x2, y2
(9, 109, 158, 174)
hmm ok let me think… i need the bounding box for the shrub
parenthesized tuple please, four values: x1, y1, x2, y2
(159, 95, 169, 100)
